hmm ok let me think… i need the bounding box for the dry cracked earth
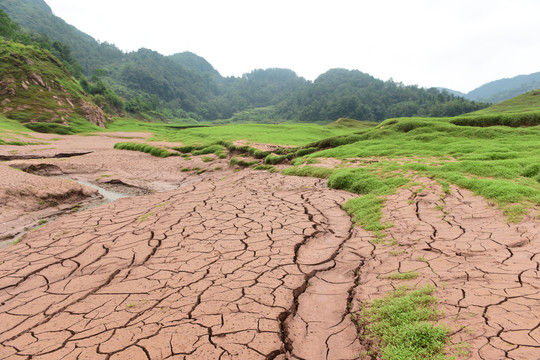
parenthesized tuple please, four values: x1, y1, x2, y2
(0, 132, 539, 359)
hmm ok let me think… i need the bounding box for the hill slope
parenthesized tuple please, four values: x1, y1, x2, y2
(0, 41, 106, 132)
(0, 0, 124, 75)
(467, 88, 540, 115)
(466, 71, 540, 103)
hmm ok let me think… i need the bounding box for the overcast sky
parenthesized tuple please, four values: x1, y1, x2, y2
(44, 0, 540, 93)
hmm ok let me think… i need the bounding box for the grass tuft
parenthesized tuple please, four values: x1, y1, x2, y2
(387, 272, 421, 280)
(114, 142, 174, 157)
(358, 285, 449, 360)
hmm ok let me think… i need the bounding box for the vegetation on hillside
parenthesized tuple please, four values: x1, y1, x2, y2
(466, 71, 540, 103)
(1, 1, 488, 124)
(0, 39, 106, 132)
(275, 69, 487, 122)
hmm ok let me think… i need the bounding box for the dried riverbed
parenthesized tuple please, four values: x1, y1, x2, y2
(0, 132, 538, 359)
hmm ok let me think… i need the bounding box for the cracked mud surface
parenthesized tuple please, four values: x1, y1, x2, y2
(0, 165, 365, 359)
(2, 132, 539, 359)
(353, 178, 540, 359)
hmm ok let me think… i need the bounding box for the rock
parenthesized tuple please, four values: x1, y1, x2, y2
(29, 73, 46, 88)
(81, 101, 106, 128)
(0, 78, 16, 97)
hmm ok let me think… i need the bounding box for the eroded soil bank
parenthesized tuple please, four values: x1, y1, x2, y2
(0, 132, 539, 359)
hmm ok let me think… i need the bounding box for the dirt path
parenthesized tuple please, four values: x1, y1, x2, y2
(352, 178, 540, 359)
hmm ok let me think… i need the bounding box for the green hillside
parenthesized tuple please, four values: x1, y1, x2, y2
(467, 89, 540, 115)
(0, 41, 105, 133)
(466, 72, 540, 103)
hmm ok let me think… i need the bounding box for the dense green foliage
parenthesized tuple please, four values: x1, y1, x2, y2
(1, 0, 488, 123)
(0, 8, 125, 118)
(0, 0, 123, 75)
(275, 69, 487, 122)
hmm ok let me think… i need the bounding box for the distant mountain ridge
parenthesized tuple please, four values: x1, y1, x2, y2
(442, 72, 540, 104)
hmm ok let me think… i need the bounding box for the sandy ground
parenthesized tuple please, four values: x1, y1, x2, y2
(0, 132, 538, 359)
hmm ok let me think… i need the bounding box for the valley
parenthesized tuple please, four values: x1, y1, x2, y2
(0, 1, 539, 358)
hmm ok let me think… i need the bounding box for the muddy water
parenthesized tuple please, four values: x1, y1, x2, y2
(72, 178, 131, 205)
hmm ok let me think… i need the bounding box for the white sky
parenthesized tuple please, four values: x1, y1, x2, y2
(44, 0, 540, 93)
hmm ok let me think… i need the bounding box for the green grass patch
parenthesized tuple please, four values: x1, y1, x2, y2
(230, 157, 259, 167)
(358, 285, 450, 360)
(342, 194, 388, 232)
(303, 116, 540, 219)
(387, 272, 421, 280)
(282, 166, 334, 179)
(265, 153, 293, 165)
(154, 123, 361, 147)
(113, 142, 175, 158)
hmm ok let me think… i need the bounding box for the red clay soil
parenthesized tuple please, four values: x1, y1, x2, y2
(0, 164, 98, 240)
(1, 133, 539, 359)
(352, 178, 540, 359)
(0, 170, 365, 359)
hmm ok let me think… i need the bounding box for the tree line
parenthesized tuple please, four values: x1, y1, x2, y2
(0, 5, 488, 123)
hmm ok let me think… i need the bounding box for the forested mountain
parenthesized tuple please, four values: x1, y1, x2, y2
(0, 0, 488, 123)
(441, 72, 540, 104)
(276, 69, 486, 122)
(466, 72, 540, 103)
(0, 0, 124, 75)
(169, 52, 221, 78)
